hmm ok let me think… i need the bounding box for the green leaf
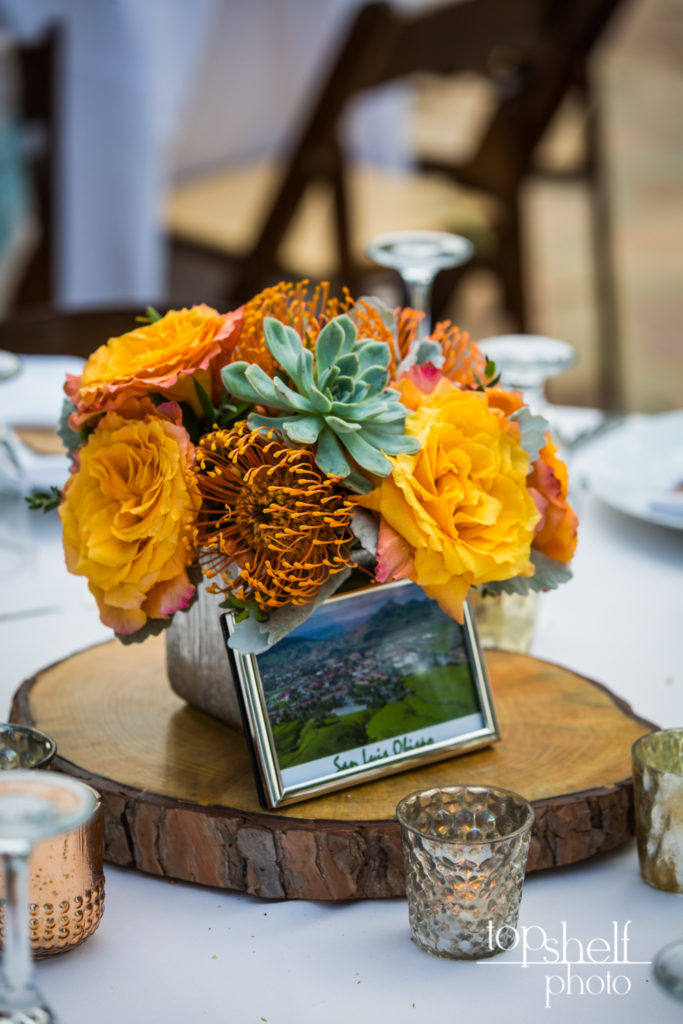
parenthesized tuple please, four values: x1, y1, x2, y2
(227, 568, 352, 654)
(193, 376, 216, 424)
(307, 383, 333, 414)
(315, 427, 351, 477)
(221, 362, 263, 403)
(323, 414, 362, 434)
(477, 550, 573, 597)
(341, 431, 392, 476)
(244, 364, 286, 406)
(272, 376, 313, 412)
(215, 397, 252, 429)
(356, 340, 391, 372)
(135, 306, 163, 324)
(334, 352, 360, 379)
(298, 346, 315, 395)
(282, 415, 324, 444)
(178, 402, 202, 444)
(263, 318, 306, 389)
(57, 398, 84, 459)
(313, 317, 350, 378)
(510, 407, 550, 464)
(25, 486, 61, 513)
(358, 365, 389, 392)
(354, 295, 396, 332)
(361, 425, 420, 455)
(247, 413, 294, 434)
(117, 614, 174, 645)
(349, 509, 379, 553)
(342, 467, 375, 494)
(335, 314, 358, 354)
(350, 381, 370, 403)
(413, 339, 444, 367)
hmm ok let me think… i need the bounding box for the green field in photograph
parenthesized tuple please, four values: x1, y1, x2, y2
(272, 663, 477, 771)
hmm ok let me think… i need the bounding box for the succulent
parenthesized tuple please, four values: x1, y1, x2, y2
(221, 315, 419, 491)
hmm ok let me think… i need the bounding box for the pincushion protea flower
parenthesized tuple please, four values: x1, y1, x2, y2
(194, 421, 356, 611)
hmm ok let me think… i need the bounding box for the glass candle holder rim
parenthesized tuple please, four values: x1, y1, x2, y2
(0, 769, 99, 839)
(632, 728, 683, 775)
(0, 722, 57, 769)
(396, 783, 535, 845)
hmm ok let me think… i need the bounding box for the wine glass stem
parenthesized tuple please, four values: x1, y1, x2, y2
(405, 278, 433, 337)
(1, 850, 40, 1010)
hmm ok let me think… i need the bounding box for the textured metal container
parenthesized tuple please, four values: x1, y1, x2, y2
(397, 784, 534, 959)
(632, 729, 683, 892)
(165, 583, 243, 731)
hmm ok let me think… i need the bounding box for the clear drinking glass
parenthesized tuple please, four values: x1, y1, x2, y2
(632, 729, 683, 1003)
(476, 333, 576, 422)
(0, 353, 19, 384)
(365, 229, 473, 336)
(0, 771, 97, 1022)
(396, 784, 534, 960)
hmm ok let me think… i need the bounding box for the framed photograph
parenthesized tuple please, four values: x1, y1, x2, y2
(222, 579, 499, 808)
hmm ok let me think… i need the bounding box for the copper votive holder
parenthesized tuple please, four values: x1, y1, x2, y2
(0, 724, 105, 956)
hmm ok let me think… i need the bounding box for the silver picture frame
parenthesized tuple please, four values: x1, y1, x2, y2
(221, 579, 500, 808)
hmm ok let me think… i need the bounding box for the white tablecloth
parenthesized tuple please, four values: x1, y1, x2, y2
(1, 418, 682, 1023)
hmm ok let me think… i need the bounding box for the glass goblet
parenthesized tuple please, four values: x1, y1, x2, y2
(654, 940, 683, 1002)
(0, 353, 19, 384)
(476, 333, 576, 424)
(0, 771, 97, 1023)
(365, 229, 473, 337)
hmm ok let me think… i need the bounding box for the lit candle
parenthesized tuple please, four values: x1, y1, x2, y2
(396, 784, 534, 959)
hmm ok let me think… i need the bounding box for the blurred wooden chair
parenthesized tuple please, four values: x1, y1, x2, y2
(0, 305, 156, 359)
(167, 0, 627, 408)
(6, 26, 61, 308)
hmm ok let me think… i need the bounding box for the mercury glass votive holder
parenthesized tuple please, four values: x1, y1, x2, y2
(0, 723, 56, 770)
(632, 729, 683, 892)
(396, 784, 535, 959)
(0, 724, 105, 955)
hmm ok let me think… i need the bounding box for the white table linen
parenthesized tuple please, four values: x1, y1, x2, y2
(0, 411, 682, 1023)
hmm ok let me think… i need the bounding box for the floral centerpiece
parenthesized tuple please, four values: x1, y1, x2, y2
(47, 281, 577, 655)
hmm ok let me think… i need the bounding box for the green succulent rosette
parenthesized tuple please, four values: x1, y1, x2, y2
(221, 314, 419, 491)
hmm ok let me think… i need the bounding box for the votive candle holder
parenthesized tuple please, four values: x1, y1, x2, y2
(632, 729, 683, 892)
(0, 723, 105, 955)
(396, 784, 534, 959)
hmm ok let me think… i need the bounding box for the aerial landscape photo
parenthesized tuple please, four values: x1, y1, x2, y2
(256, 583, 480, 771)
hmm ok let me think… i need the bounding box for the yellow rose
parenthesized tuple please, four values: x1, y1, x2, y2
(359, 378, 540, 622)
(59, 399, 201, 636)
(65, 304, 242, 424)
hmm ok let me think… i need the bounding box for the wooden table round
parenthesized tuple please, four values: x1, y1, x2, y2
(11, 639, 652, 900)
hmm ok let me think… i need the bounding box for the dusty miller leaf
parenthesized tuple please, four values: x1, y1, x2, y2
(476, 550, 573, 598)
(510, 406, 549, 465)
(227, 568, 352, 654)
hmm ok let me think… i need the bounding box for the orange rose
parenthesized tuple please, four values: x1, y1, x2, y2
(59, 398, 201, 636)
(486, 387, 578, 562)
(359, 377, 540, 622)
(65, 304, 242, 426)
(527, 437, 578, 562)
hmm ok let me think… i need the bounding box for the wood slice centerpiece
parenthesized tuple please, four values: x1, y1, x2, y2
(11, 639, 652, 900)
